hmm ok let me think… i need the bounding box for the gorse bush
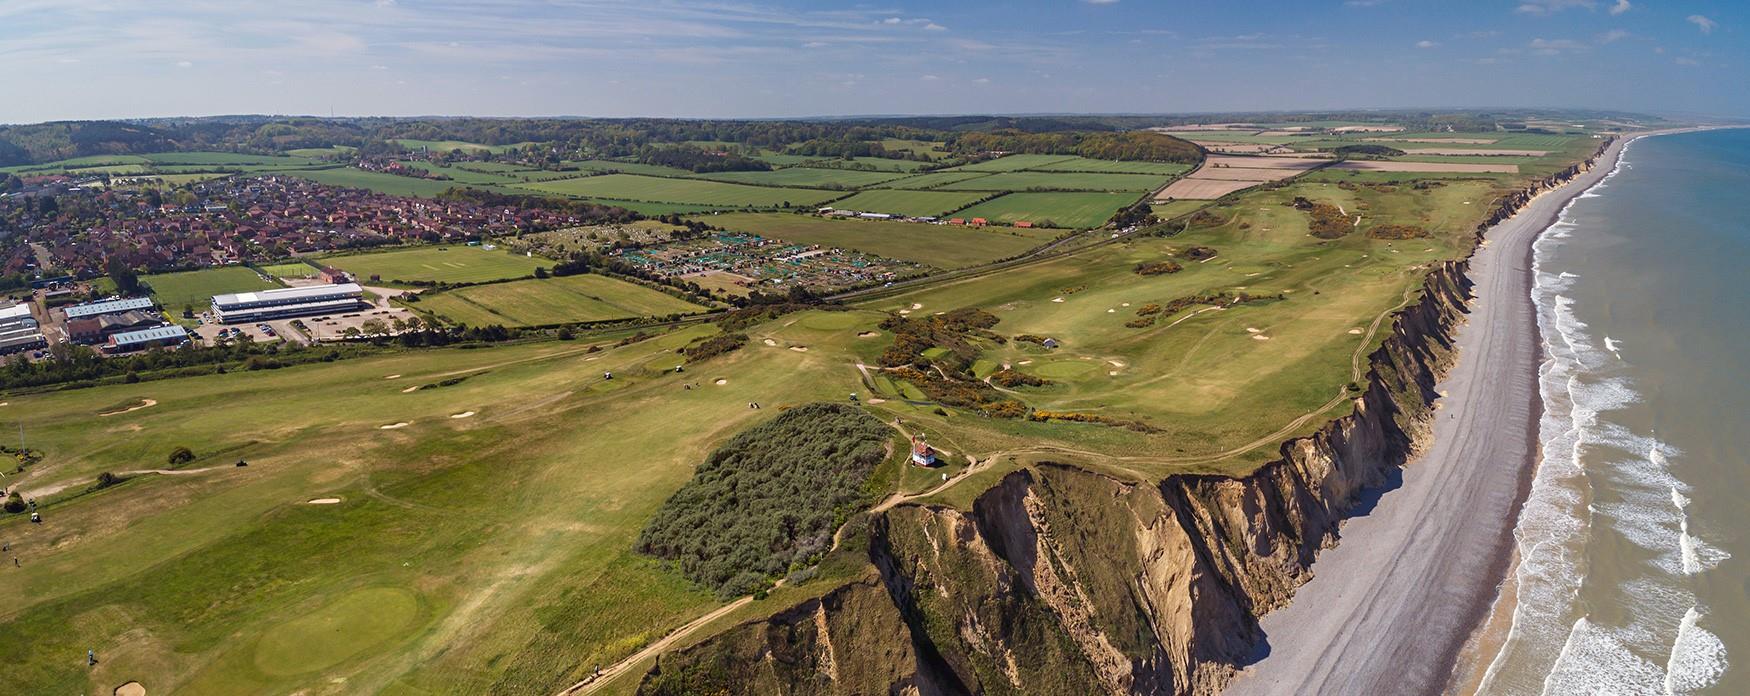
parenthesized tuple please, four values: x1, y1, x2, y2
(636, 403, 891, 598)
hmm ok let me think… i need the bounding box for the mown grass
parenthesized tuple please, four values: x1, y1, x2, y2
(826, 189, 990, 217)
(414, 274, 706, 327)
(142, 266, 280, 311)
(953, 191, 1141, 228)
(514, 174, 840, 208)
(322, 246, 554, 285)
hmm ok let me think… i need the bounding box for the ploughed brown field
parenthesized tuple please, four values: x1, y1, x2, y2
(1401, 148, 1550, 156)
(1366, 137, 1499, 144)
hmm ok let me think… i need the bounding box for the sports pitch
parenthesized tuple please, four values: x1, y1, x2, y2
(323, 246, 556, 285)
(141, 266, 280, 311)
(414, 274, 708, 327)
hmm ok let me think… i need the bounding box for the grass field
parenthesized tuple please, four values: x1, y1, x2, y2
(278, 167, 469, 197)
(141, 152, 319, 167)
(696, 212, 1058, 269)
(952, 154, 1082, 172)
(559, 160, 700, 178)
(797, 157, 932, 172)
(826, 189, 990, 217)
(952, 192, 1141, 228)
(0, 311, 898, 694)
(514, 174, 840, 208)
(393, 139, 536, 154)
(691, 167, 908, 189)
(414, 274, 707, 327)
(142, 266, 280, 312)
(1025, 157, 1194, 176)
(939, 171, 1170, 192)
(257, 261, 320, 279)
(872, 171, 996, 190)
(323, 246, 555, 285)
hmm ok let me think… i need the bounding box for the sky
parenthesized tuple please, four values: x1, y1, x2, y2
(0, 0, 1743, 124)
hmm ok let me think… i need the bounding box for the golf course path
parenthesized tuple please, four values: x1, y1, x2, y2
(558, 594, 754, 696)
(1222, 134, 1632, 695)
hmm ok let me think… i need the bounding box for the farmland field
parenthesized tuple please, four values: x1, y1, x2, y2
(1025, 157, 1194, 176)
(559, 159, 700, 178)
(826, 189, 990, 217)
(952, 191, 1141, 228)
(514, 173, 840, 208)
(392, 139, 536, 154)
(938, 171, 1169, 192)
(696, 212, 1058, 269)
(141, 152, 319, 167)
(692, 167, 908, 188)
(278, 167, 468, 197)
(797, 157, 931, 172)
(952, 154, 1081, 171)
(872, 171, 995, 190)
(323, 246, 555, 285)
(142, 266, 280, 311)
(414, 274, 707, 327)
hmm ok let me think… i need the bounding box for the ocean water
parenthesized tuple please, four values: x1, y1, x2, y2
(1476, 128, 1750, 695)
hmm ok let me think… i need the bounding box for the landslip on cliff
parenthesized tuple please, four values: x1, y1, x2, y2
(634, 142, 1610, 696)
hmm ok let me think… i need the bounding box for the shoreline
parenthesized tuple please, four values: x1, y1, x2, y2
(1448, 125, 1726, 693)
(1222, 133, 1637, 696)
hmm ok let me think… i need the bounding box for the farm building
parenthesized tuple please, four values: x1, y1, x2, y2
(211, 283, 365, 324)
(318, 267, 350, 284)
(0, 303, 47, 355)
(61, 296, 155, 322)
(104, 324, 189, 353)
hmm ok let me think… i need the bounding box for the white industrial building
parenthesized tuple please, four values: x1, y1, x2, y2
(211, 283, 366, 324)
(0, 303, 47, 354)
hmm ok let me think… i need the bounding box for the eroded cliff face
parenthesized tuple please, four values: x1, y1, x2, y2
(636, 142, 1611, 696)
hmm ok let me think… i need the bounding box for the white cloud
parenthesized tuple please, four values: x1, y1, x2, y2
(1595, 29, 1628, 44)
(972, 77, 990, 84)
(881, 17, 901, 25)
(1608, 0, 1631, 16)
(1515, 0, 1595, 16)
(1415, 40, 1438, 48)
(175, 60, 193, 68)
(801, 41, 827, 48)
(1687, 15, 1715, 34)
(923, 22, 946, 32)
(920, 74, 940, 81)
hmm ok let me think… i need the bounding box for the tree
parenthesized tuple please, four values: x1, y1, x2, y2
(533, 266, 549, 279)
(106, 257, 142, 296)
(3, 492, 23, 514)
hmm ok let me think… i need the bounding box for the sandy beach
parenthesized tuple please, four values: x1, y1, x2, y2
(1222, 134, 1636, 695)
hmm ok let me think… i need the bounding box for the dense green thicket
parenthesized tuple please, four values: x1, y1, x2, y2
(636, 403, 891, 598)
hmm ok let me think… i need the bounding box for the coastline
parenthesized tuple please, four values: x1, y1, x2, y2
(1222, 133, 1637, 696)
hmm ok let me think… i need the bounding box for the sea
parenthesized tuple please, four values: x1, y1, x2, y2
(1474, 127, 1750, 694)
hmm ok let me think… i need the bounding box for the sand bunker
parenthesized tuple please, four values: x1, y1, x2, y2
(897, 309, 911, 315)
(1052, 297, 1065, 303)
(401, 386, 420, 393)
(1108, 360, 1126, 367)
(1252, 335, 1272, 341)
(910, 303, 922, 310)
(1246, 327, 1262, 333)
(450, 411, 475, 419)
(379, 422, 410, 430)
(115, 682, 146, 696)
(1348, 328, 1364, 334)
(98, 399, 157, 417)
(307, 498, 342, 505)
(1108, 371, 1119, 376)
(384, 374, 401, 380)
(1121, 302, 1130, 307)
(762, 338, 777, 346)
(789, 346, 809, 352)
(857, 331, 878, 338)
(714, 378, 728, 385)
(1107, 309, 1116, 313)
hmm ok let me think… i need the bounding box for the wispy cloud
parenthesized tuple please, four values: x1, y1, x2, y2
(1415, 40, 1438, 49)
(1608, 0, 1631, 16)
(1595, 29, 1628, 44)
(1528, 38, 1587, 55)
(1515, 0, 1595, 16)
(1687, 15, 1716, 34)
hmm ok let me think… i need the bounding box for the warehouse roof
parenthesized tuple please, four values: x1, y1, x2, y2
(110, 324, 189, 345)
(212, 283, 362, 308)
(64, 296, 155, 320)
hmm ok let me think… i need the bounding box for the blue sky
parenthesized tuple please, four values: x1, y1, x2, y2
(0, 0, 1742, 123)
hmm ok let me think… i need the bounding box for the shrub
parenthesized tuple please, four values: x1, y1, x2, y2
(167, 446, 195, 465)
(3, 492, 24, 514)
(1133, 260, 1182, 276)
(636, 403, 890, 599)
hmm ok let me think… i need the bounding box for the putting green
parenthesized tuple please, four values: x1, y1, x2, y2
(253, 587, 419, 676)
(1029, 360, 1101, 380)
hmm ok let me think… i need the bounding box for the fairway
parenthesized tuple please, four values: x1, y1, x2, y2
(827, 189, 989, 217)
(143, 266, 280, 311)
(324, 246, 554, 285)
(514, 174, 840, 208)
(696, 212, 1058, 269)
(414, 274, 708, 327)
(953, 191, 1141, 228)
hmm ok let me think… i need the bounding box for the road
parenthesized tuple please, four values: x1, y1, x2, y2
(1222, 136, 1632, 695)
